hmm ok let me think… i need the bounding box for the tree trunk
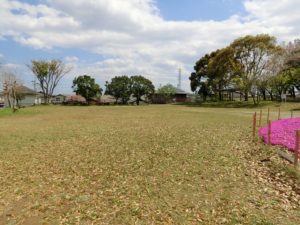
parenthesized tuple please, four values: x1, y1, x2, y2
(262, 90, 266, 101)
(43, 93, 48, 104)
(7, 94, 11, 108)
(291, 88, 296, 99)
(270, 91, 273, 101)
(244, 91, 248, 101)
(218, 91, 222, 101)
(251, 94, 257, 105)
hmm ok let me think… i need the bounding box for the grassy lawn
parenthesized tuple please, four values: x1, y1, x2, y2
(0, 104, 300, 224)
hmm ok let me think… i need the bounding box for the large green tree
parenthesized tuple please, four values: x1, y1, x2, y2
(105, 75, 131, 104)
(72, 75, 102, 103)
(230, 34, 282, 103)
(207, 47, 237, 100)
(29, 59, 71, 104)
(130, 75, 155, 105)
(190, 48, 237, 101)
(189, 51, 218, 93)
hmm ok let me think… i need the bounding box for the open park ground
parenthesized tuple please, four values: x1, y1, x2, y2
(0, 104, 300, 224)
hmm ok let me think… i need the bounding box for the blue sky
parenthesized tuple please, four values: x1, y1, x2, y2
(157, 0, 246, 21)
(0, 0, 299, 94)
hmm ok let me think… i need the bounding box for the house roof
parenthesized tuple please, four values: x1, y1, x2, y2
(65, 95, 86, 102)
(175, 88, 188, 94)
(16, 85, 37, 95)
(0, 85, 37, 95)
(100, 95, 116, 103)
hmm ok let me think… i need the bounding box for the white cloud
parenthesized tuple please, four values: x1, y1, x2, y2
(64, 56, 79, 63)
(0, 0, 300, 92)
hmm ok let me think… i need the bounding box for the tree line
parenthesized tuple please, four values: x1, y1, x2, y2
(189, 34, 300, 104)
(73, 74, 155, 105)
(1, 59, 158, 109)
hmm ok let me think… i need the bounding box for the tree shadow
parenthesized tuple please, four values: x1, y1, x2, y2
(177, 101, 273, 109)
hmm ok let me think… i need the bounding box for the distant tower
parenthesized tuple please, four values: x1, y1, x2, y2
(177, 67, 182, 89)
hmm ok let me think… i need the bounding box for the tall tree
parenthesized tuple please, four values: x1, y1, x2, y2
(207, 47, 237, 100)
(189, 51, 219, 100)
(190, 51, 217, 92)
(105, 75, 131, 104)
(130, 75, 155, 105)
(157, 83, 177, 97)
(285, 40, 300, 91)
(230, 34, 282, 104)
(29, 59, 71, 104)
(72, 75, 102, 103)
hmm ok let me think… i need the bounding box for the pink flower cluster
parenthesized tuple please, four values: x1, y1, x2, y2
(259, 117, 300, 151)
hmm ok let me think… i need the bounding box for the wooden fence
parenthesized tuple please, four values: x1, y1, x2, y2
(252, 107, 300, 167)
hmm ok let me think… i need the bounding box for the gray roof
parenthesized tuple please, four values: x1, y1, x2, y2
(16, 85, 37, 95)
(0, 85, 37, 96)
(175, 88, 188, 94)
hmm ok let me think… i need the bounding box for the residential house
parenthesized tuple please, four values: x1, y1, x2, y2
(51, 94, 65, 104)
(64, 95, 87, 105)
(175, 88, 188, 103)
(0, 85, 42, 108)
(0, 95, 4, 108)
(99, 95, 118, 105)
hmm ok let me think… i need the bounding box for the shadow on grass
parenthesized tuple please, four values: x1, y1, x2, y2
(176, 101, 273, 109)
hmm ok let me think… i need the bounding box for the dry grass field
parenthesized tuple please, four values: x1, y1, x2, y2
(0, 104, 300, 224)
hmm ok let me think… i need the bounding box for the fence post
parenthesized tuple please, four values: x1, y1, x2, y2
(267, 107, 270, 123)
(253, 112, 257, 140)
(278, 107, 281, 120)
(268, 120, 271, 145)
(294, 130, 300, 167)
(259, 109, 262, 127)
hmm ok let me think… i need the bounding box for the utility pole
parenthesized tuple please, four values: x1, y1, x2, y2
(32, 79, 39, 105)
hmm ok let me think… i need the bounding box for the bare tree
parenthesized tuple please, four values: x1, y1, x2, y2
(28, 59, 72, 104)
(0, 70, 21, 112)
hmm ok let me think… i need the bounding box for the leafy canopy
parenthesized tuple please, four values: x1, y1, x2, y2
(130, 75, 155, 105)
(105, 75, 131, 104)
(157, 84, 177, 96)
(72, 75, 102, 102)
(29, 59, 71, 103)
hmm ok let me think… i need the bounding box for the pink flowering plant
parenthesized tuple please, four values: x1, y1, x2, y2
(259, 117, 300, 151)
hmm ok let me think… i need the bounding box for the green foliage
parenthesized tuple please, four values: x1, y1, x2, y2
(230, 34, 281, 103)
(190, 34, 284, 104)
(189, 51, 218, 93)
(130, 75, 155, 105)
(105, 75, 131, 104)
(157, 83, 177, 96)
(29, 59, 71, 103)
(72, 75, 102, 103)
